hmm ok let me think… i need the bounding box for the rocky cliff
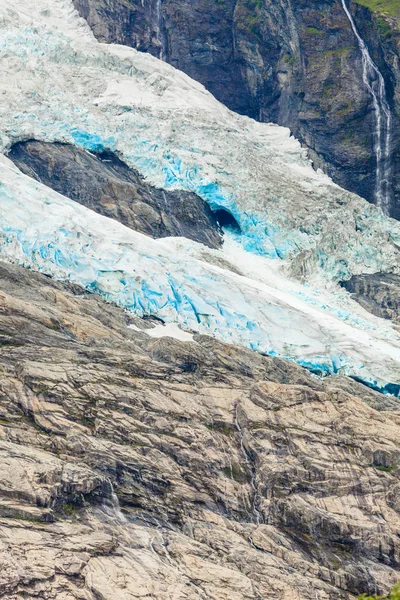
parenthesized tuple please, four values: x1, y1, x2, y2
(0, 259, 400, 599)
(1, 1, 400, 597)
(8, 141, 223, 249)
(341, 272, 400, 325)
(72, 0, 400, 220)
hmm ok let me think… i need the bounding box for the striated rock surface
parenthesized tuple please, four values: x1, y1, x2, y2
(72, 0, 400, 219)
(2, 0, 400, 395)
(0, 259, 400, 599)
(8, 140, 222, 249)
(341, 272, 400, 325)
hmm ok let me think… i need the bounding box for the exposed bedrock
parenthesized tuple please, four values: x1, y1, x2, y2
(0, 260, 399, 598)
(8, 140, 222, 249)
(341, 272, 400, 325)
(72, 0, 400, 220)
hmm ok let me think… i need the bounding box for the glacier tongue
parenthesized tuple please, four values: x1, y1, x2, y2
(0, 0, 399, 395)
(1, 159, 399, 396)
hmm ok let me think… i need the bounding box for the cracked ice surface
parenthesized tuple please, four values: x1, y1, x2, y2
(1, 159, 399, 395)
(0, 0, 399, 394)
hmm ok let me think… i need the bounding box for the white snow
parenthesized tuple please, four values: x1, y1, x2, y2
(0, 0, 399, 395)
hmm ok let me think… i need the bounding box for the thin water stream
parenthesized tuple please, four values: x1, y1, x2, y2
(155, 0, 166, 61)
(103, 479, 126, 523)
(341, 0, 392, 214)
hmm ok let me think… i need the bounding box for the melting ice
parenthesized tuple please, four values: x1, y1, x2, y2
(0, 0, 399, 395)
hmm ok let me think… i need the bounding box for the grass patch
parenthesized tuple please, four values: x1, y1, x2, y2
(336, 102, 354, 117)
(284, 53, 296, 66)
(58, 502, 80, 517)
(375, 464, 394, 472)
(353, 0, 400, 17)
(222, 465, 249, 484)
(376, 15, 394, 37)
(322, 47, 351, 57)
(305, 27, 324, 35)
(206, 422, 235, 436)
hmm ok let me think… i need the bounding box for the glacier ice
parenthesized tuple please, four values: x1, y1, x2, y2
(0, 0, 399, 396)
(1, 159, 399, 396)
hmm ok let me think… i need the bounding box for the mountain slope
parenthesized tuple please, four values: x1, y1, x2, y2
(72, 0, 400, 220)
(0, 260, 399, 599)
(0, 2, 399, 598)
(0, 0, 399, 394)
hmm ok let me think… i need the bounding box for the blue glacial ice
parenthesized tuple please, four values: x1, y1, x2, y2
(0, 0, 399, 396)
(0, 11, 399, 280)
(0, 160, 399, 397)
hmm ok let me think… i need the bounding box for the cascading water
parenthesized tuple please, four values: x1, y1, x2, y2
(341, 0, 392, 214)
(102, 479, 126, 523)
(155, 0, 166, 61)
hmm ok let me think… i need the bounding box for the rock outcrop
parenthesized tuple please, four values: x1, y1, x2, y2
(72, 0, 400, 219)
(341, 272, 400, 325)
(8, 140, 222, 249)
(0, 259, 399, 599)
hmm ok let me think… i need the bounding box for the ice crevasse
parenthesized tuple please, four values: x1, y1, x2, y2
(0, 0, 399, 395)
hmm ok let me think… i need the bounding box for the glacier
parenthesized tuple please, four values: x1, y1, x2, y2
(0, 0, 399, 396)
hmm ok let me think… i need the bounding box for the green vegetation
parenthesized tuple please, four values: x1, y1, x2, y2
(322, 47, 351, 57)
(375, 464, 394, 472)
(248, 0, 263, 8)
(222, 464, 249, 483)
(235, 0, 263, 41)
(375, 15, 394, 37)
(305, 26, 324, 35)
(59, 502, 79, 517)
(359, 583, 400, 600)
(336, 102, 354, 117)
(6, 514, 39, 523)
(206, 421, 235, 436)
(353, 0, 400, 17)
(284, 53, 296, 66)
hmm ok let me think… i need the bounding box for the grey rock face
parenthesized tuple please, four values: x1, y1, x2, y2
(73, 0, 166, 56)
(0, 259, 400, 598)
(342, 272, 400, 325)
(350, 3, 400, 221)
(72, 0, 400, 219)
(8, 140, 223, 249)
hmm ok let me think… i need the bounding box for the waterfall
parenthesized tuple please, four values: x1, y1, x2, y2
(103, 479, 126, 523)
(155, 0, 165, 61)
(341, 0, 392, 214)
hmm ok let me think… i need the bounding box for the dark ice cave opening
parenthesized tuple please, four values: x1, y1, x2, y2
(213, 209, 241, 233)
